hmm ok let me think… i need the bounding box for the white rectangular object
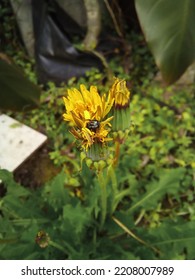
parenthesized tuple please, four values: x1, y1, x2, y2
(0, 114, 47, 172)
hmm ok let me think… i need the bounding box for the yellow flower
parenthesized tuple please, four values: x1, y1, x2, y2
(109, 78, 131, 108)
(63, 84, 114, 151)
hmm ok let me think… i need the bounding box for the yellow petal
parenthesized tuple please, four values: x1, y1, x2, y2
(84, 110, 91, 120)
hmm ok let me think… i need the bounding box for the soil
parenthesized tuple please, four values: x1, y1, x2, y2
(13, 145, 61, 189)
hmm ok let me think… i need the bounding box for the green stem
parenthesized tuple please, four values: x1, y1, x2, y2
(107, 165, 118, 213)
(49, 240, 67, 254)
(113, 141, 120, 167)
(98, 171, 107, 229)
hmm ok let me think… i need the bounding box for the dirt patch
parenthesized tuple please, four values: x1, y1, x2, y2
(14, 145, 61, 188)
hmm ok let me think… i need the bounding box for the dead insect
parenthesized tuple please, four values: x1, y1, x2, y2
(86, 120, 100, 132)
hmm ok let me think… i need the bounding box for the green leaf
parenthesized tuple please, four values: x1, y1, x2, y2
(0, 220, 41, 260)
(42, 171, 70, 211)
(149, 221, 195, 259)
(62, 203, 91, 235)
(0, 60, 41, 111)
(0, 169, 30, 197)
(127, 168, 185, 213)
(135, 0, 195, 84)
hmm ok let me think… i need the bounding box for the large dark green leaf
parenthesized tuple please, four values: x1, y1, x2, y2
(149, 221, 195, 259)
(126, 168, 185, 213)
(0, 60, 41, 111)
(135, 0, 195, 84)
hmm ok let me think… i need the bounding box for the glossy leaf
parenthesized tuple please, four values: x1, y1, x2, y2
(0, 60, 41, 111)
(135, 0, 195, 84)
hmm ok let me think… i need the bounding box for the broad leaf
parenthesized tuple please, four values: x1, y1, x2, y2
(62, 203, 90, 235)
(0, 169, 30, 197)
(0, 60, 41, 111)
(42, 171, 70, 211)
(127, 168, 185, 213)
(135, 0, 195, 84)
(149, 221, 195, 259)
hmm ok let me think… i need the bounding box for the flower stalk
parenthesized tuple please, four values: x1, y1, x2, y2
(98, 171, 107, 229)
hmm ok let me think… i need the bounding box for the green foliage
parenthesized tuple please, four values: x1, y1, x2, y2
(0, 60, 41, 111)
(0, 67, 195, 259)
(0, 4, 195, 258)
(126, 168, 186, 213)
(149, 221, 195, 259)
(2, 0, 194, 112)
(135, 0, 195, 84)
(0, 0, 39, 111)
(1, 163, 194, 260)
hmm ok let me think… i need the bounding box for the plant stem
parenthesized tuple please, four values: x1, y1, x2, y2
(112, 216, 161, 255)
(98, 171, 107, 229)
(113, 141, 120, 167)
(49, 240, 67, 254)
(107, 165, 118, 213)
